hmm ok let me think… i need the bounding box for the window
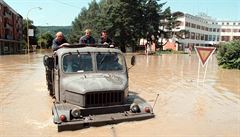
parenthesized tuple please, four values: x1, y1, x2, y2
(221, 36, 230, 41)
(233, 29, 240, 32)
(205, 27, 208, 31)
(201, 34, 204, 40)
(63, 53, 93, 73)
(191, 32, 195, 39)
(212, 35, 216, 41)
(205, 35, 208, 41)
(233, 36, 240, 40)
(217, 36, 220, 41)
(197, 25, 200, 29)
(185, 22, 190, 27)
(208, 35, 212, 41)
(185, 32, 190, 39)
(196, 33, 200, 40)
(226, 29, 231, 32)
(191, 23, 196, 28)
(97, 53, 123, 71)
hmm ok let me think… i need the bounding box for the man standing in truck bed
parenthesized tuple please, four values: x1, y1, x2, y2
(52, 32, 68, 51)
(79, 29, 96, 44)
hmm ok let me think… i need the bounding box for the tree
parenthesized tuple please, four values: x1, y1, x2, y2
(37, 32, 54, 49)
(103, 0, 165, 51)
(103, 0, 143, 51)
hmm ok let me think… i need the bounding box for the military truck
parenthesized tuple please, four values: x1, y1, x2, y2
(43, 44, 154, 131)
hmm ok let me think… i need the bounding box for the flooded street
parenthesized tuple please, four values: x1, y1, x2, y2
(0, 50, 239, 137)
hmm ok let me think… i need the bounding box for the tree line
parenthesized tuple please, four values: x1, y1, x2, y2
(68, 0, 183, 52)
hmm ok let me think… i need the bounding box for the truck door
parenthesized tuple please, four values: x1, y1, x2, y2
(53, 55, 60, 102)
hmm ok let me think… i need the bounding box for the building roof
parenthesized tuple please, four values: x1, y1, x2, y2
(0, 0, 22, 18)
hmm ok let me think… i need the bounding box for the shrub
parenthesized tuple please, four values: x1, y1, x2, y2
(217, 40, 240, 69)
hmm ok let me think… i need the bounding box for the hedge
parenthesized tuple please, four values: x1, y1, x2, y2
(217, 40, 240, 69)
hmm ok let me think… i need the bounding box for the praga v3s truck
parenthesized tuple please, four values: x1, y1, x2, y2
(43, 45, 154, 131)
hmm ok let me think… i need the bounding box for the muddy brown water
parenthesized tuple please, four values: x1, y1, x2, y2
(0, 50, 239, 137)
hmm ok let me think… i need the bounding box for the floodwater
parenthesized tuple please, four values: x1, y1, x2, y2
(0, 50, 239, 137)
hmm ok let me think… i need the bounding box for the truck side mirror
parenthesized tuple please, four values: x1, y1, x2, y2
(131, 56, 136, 66)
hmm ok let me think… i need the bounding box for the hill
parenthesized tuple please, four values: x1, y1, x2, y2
(36, 26, 71, 37)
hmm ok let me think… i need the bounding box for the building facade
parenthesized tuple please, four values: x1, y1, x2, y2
(0, 0, 23, 55)
(164, 12, 240, 51)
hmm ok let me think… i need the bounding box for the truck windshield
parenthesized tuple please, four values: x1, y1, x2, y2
(63, 53, 93, 73)
(96, 52, 123, 71)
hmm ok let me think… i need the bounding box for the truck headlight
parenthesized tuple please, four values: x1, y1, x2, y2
(130, 103, 141, 113)
(71, 108, 81, 118)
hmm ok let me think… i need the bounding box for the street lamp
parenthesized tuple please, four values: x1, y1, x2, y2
(26, 7, 42, 53)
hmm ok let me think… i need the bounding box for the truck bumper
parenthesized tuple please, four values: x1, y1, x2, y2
(57, 112, 154, 132)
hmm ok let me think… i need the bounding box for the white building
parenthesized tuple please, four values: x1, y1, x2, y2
(173, 12, 240, 50)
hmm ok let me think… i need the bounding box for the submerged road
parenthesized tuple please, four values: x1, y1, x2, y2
(0, 50, 239, 137)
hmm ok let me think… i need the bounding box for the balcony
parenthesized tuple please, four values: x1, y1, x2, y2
(4, 23, 12, 29)
(4, 12, 12, 19)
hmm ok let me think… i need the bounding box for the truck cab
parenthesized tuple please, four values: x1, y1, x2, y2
(43, 45, 154, 131)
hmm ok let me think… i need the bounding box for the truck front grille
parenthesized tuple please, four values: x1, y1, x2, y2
(85, 91, 124, 107)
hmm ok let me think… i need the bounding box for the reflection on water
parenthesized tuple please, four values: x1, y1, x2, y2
(0, 50, 239, 136)
(215, 69, 240, 95)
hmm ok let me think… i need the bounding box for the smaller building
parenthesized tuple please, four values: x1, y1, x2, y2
(0, 0, 23, 55)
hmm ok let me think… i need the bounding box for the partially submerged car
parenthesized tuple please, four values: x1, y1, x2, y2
(43, 44, 154, 131)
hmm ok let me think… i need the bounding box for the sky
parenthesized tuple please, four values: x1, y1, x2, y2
(3, 0, 240, 26)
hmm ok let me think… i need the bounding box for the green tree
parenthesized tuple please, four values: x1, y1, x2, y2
(102, 0, 142, 51)
(217, 40, 240, 69)
(37, 32, 54, 49)
(102, 0, 165, 51)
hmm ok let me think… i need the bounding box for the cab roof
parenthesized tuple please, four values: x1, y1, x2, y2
(54, 46, 122, 56)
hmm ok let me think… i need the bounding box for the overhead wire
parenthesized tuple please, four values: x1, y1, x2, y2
(51, 0, 82, 9)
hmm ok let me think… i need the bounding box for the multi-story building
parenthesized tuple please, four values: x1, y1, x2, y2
(164, 12, 240, 51)
(0, 0, 23, 55)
